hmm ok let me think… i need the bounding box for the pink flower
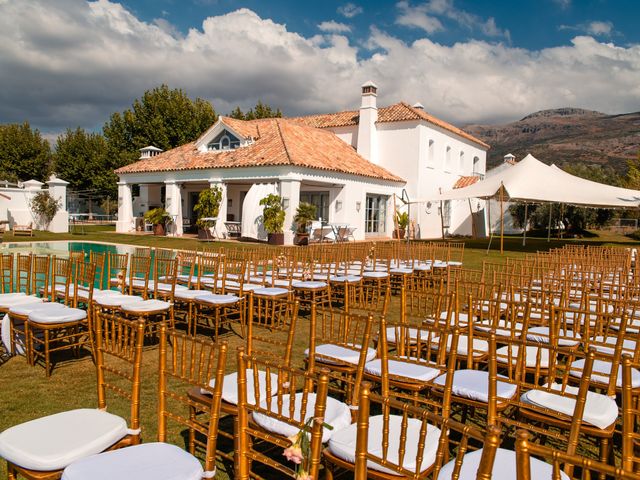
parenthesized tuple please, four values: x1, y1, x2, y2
(296, 470, 313, 480)
(283, 444, 303, 465)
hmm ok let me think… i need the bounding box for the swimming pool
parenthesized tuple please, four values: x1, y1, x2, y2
(0, 241, 148, 258)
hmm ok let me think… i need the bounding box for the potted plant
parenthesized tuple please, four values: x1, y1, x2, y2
(144, 207, 172, 236)
(394, 211, 409, 239)
(259, 194, 285, 245)
(193, 186, 222, 239)
(293, 202, 317, 246)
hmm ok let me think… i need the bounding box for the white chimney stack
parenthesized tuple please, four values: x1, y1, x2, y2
(503, 153, 516, 165)
(356, 81, 379, 164)
(139, 146, 163, 160)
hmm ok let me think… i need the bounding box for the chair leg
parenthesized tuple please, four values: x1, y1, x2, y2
(7, 462, 18, 480)
(45, 329, 51, 377)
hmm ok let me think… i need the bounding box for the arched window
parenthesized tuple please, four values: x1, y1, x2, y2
(459, 151, 465, 172)
(427, 139, 434, 168)
(473, 156, 481, 175)
(207, 130, 241, 151)
(445, 146, 452, 172)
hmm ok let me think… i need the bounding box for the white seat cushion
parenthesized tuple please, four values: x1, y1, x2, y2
(173, 289, 210, 301)
(93, 294, 144, 308)
(305, 344, 376, 366)
(364, 358, 441, 383)
(0, 408, 128, 471)
(527, 326, 580, 347)
(219, 369, 279, 406)
(362, 271, 389, 279)
(253, 287, 289, 297)
(9, 302, 65, 317)
(438, 448, 569, 480)
(0, 294, 42, 309)
(225, 283, 262, 292)
(496, 345, 550, 369)
(434, 369, 517, 403)
(292, 280, 327, 289)
(29, 307, 87, 324)
(385, 327, 432, 344)
(194, 293, 240, 305)
(152, 282, 186, 293)
(474, 320, 523, 338)
(252, 393, 351, 443)
(434, 335, 489, 357)
(592, 335, 636, 355)
(61, 442, 203, 480)
(521, 383, 618, 429)
(328, 414, 441, 475)
(329, 275, 362, 283)
(120, 299, 171, 313)
(570, 358, 640, 388)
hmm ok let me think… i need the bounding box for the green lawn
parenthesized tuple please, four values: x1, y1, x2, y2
(0, 228, 637, 478)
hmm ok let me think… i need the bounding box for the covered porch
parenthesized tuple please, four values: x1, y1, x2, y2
(116, 168, 397, 244)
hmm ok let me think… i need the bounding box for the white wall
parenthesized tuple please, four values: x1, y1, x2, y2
(0, 182, 69, 232)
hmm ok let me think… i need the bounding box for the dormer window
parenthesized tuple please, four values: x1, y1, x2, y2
(207, 130, 241, 151)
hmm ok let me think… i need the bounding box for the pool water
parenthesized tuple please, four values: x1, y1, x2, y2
(0, 241, 142, 258)
(0, 241, 163, 290)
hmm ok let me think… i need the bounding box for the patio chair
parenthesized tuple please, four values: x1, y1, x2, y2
(0, 313, 145, 480)
(61, 325, 228, 480)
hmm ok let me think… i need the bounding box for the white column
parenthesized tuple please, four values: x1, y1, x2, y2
(209, 180, 228, 239)
(280, 179, 301, 245)
(46, 175, 69, 233)
(116, 181, 134, 233)
(164, 180, 183, 236)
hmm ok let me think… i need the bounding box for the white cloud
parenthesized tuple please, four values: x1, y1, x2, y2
(396, 1, 443, 34)
(586, 21, 613, 36)
(395, 0, 510, 40)
(553, 0, 571, 9)
(0, 0, 638, 134)
(560, 20, 614, 37)
(318, 20, 351, 33)
(337, 3, 362, 19)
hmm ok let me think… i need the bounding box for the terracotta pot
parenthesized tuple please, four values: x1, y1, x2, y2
(153, 223, 166, 236)
(393, 228, 406, 239)
(294, 233, 309, 246)
(267, 233, 285, 245)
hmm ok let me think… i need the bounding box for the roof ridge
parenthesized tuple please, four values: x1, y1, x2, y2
(274, 119, 293, 166)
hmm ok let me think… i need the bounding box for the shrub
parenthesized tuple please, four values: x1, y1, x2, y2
(29, 191, 61, 229)
(259, 194, 285, 234)
(193, 186, 223, 229)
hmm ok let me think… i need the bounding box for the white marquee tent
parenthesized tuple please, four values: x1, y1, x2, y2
(418, 154, 640, 208)
(409, 154, 640, 251)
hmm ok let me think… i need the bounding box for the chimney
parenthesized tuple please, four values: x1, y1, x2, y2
(503, 153, 516, 165)
(413, 102, 425, 110)
(139, 146, 163, 160)
(356, 81, 378, 163)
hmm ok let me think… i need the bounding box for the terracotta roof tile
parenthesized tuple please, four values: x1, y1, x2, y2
(290, 102, 490, 149)
(115, 118, 404, 183)
(453, 175, 481, 189)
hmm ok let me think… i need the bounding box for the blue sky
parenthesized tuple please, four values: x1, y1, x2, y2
(0, 0, 638, 136)
(121, 0, 639, 50)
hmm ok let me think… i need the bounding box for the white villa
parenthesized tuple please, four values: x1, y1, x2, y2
(115, 82, 489, 244)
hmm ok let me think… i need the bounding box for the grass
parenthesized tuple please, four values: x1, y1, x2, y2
(0, 228, 637, 478)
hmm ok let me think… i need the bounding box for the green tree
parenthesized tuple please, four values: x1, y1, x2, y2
(103, 84, 217, 168)
(0, 122, 51, 181)
(228, 101, 282, 121)
(625, 151, 640, 190)
(52, 128, 118, 198)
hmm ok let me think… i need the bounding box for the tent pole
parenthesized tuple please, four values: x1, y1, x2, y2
(500, 185, 504, 254)
(522, 203, 528, 246)
(547, 204, 552, 242)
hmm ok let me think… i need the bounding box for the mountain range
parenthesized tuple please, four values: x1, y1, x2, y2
(464, 108, 640, 172)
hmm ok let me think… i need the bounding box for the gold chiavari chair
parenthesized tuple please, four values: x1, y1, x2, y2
(622, 356, 640, 474)
(515, 429, 636, 480)
(61, 323, 228, 480)
(236, 348, 348, 480)
(89, 251, 106, 291)
(106, 252, 129, 293)
(187, 298, 300, 465)
(307, 305, 376, 405)
(31, 254, 51, 298)
(0, 253, 13, 294)
(325, 381, 499, 480)
(0, 313, 145, 479)
(364, 316, 459, 404)
(28, 263, 96, 376)
(127, 255, 151, 298)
